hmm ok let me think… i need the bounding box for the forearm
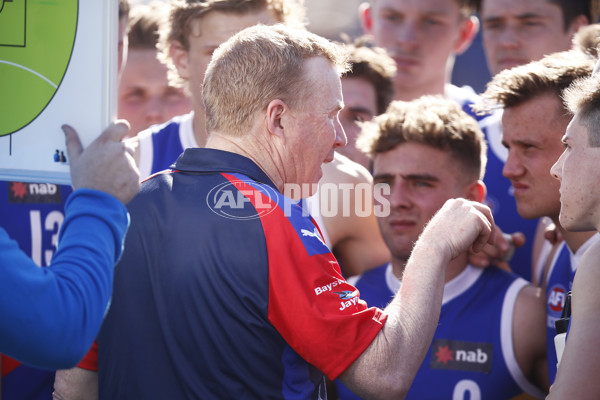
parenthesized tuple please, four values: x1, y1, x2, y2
(339, 242, 448, 399)
(53, 368, 98, 400)
(0, 189, 129, 369)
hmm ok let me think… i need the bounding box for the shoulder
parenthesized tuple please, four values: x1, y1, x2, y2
(573, 241, 600, 302)
(321, 153, 372, 186)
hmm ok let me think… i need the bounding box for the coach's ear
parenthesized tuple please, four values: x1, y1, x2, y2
(266, 99, 288, 139)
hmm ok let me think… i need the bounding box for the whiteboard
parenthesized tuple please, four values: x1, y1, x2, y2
(0, 0, 118, 185)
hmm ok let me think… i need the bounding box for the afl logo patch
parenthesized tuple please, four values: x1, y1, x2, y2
(548, 285, 567, 313)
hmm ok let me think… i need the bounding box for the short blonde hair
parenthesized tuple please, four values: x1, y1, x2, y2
(158, 0, 306, 88)
(359, 95, 487, 181)
(203, 24, 349, 136)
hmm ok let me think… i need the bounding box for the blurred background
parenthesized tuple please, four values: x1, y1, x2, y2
(128, 0, 492, 93)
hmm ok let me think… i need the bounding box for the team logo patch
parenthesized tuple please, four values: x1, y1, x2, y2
(7, 182, 62, 204)
(547, 285, 567, 313)
(429, 339, 493, 374)
(206, 179, 279, 220)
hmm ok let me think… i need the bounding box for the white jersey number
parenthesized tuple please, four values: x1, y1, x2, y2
(453, 379, 481, 400)
(30, 210, 64, 266)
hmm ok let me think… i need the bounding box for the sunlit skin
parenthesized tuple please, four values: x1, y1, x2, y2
(282, 58, 347, 192)
(480, 0, 585, 75)
(118, 49, 191, 137)
(373, 143, 478, 266)
(338, 77, 377, 169)
(170, 10, 277, 147)
(361, 0, 476, 100)
(551, 114, 600, 232)
(501, 94, 567, 222)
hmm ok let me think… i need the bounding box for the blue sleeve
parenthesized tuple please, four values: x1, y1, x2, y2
(0, 189, 129, 370)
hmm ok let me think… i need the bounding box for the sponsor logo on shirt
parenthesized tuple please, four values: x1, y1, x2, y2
(301, 228, 325, 246)
(314, 279, 345, 296)
(7, 182, 63, 204)
(429, 339, 493, 373)
(335, 290, 360, 311)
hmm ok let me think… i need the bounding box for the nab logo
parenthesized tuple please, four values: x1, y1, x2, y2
(206, 180, 279, 220)
(548, 285, 567, 313)
(430, 339, 493, 373)
(8, 181, 62, 204)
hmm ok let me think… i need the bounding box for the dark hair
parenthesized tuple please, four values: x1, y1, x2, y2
(469, 0, 591, 30)
(119, 0, 130, 20)
(344, 40, 396, 114)
(477, 50, 594, 112)
(127, 2, 168, 49)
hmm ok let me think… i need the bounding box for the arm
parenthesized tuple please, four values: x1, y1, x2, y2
(54, 341, 99, 400)
(53, 368, 98, 400)
(0, 123, 138, 369)
(547, 241, 600, 399)
(513, 283, 549, 394)
(338, 199, 495, 399)
(0, 190, 127, 369)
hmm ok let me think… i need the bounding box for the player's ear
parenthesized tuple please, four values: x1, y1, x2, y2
(266, 99, 287, 139)
(567, 14, 589, 40)
(359, 2, 374, 35)
(454, 15, 479, 55)
(169, 40, 191, 80)
(464, 180, 486, 203)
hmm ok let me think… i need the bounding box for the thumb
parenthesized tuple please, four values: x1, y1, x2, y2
(99, 120, 130, 143)
(62, 124, 83, 163)
(511, 232, 526, 249)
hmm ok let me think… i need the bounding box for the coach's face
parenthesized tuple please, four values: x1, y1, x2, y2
(282, 57, 347, 197)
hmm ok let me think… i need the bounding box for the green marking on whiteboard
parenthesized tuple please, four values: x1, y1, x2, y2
(0, 0, 78, 136)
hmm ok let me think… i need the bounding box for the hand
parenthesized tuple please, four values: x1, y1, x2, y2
(418, 198, 495, 262)
(544, 222, 563, 245)
(63, 121, 140, 204)
(468, 229, 525, 269)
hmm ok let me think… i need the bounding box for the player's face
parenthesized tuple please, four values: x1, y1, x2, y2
(365, 0, 470, 96)
(175, 9, 277, 108)
(480, 0, 573, 75)
(501, 93, 567, 221)
(338, 77, 378, 169)
(284, 58, 346, 198)
(551, 114, 600, 231)
(373, 143, 469, 261)
(118, 49, 191, 137)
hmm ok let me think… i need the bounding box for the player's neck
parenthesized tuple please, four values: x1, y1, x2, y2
(559, 226, 597, 254)
(393, 79, 446, 102)
(192, 106, 208, 148)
